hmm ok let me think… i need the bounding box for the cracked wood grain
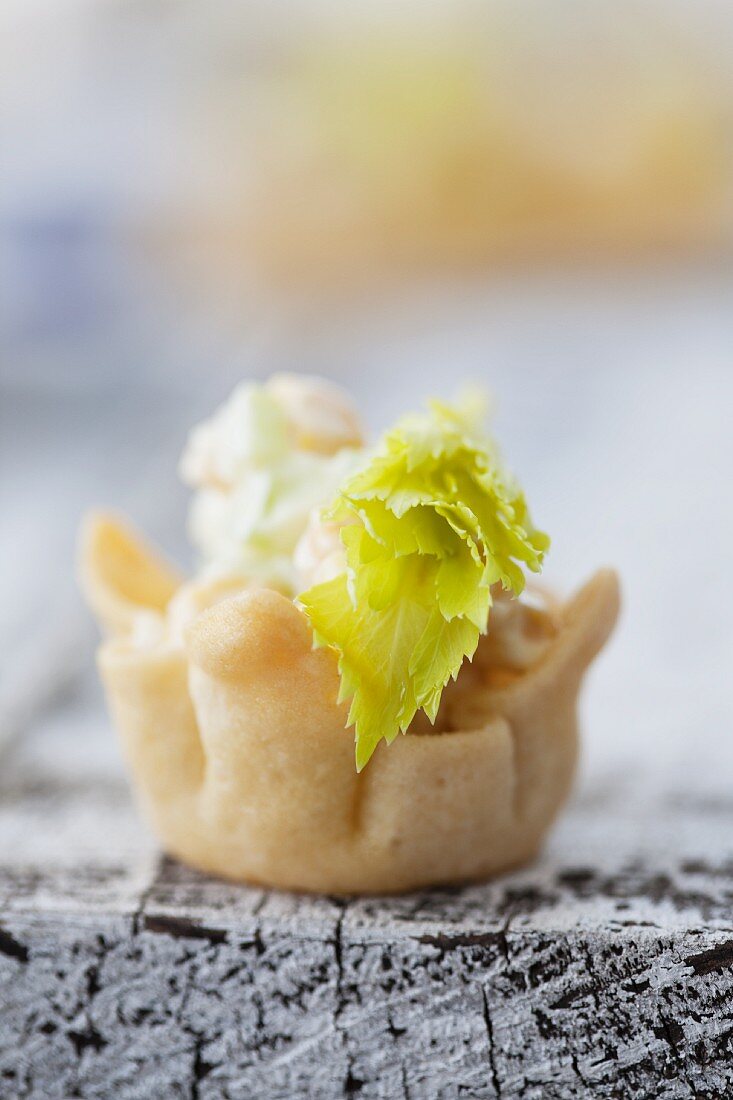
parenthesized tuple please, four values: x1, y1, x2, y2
(1, 709, 733, 1098)
(1, 855, 733, 1100)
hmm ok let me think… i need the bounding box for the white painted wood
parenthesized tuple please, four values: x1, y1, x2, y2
(1, 697, 732, 1099)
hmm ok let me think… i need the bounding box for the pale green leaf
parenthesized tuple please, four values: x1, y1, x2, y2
(299, 394, 549, 768)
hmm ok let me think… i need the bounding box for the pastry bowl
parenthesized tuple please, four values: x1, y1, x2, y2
(81, 513, 619, 895)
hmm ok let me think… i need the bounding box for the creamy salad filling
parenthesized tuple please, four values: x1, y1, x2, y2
(180, 373, 365, 592)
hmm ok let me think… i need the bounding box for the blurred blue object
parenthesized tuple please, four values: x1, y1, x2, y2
(2, 209, 118, 340)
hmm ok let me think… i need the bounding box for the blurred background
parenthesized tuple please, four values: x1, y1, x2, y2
(2, 0, 733, 819)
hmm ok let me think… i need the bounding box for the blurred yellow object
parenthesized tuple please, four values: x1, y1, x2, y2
(171, 2, 731, 295)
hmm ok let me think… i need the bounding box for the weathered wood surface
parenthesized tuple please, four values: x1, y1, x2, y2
(1, 690, 732, 1100)
(4, 244, 733, 1099)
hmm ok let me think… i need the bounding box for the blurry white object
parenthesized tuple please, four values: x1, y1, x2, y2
(0, 594, 92, 753)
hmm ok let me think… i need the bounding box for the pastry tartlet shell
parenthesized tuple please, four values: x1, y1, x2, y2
(81, 514, 619, 894)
